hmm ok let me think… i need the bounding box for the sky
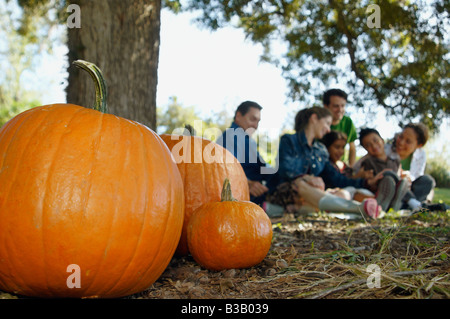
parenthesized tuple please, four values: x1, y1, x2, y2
(27, 7, 450, 157)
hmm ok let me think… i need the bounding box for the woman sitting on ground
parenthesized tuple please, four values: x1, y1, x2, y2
(266, 107, 385, 219)
(386, 123, 444, 211)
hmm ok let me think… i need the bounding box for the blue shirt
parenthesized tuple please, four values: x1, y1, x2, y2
(268, 131, 365, 192)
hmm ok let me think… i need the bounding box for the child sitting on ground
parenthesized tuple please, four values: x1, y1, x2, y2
(321, 130, 373, 179)
(358, 128, 409, 212)
(321, 130, 375, 202)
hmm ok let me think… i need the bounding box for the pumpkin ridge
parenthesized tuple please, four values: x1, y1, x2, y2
(210, 141, 223, 201)
(179, 140, 192, 216)
(200, 141, 210, 201)
(72, 111, 114, 296)
(79, 111, 105, 220)
(0, 106, 42, 170)
(124, 127, 181, 296)
(205, 141, 218, 200)
(0, 106, 48, 186)
(0, 106, 66, 294)
(205, 148, 221, 202)
(177, 138, 205, 255)
(0, 107, 42, 225)
(130, 128, 183, 296)
(40, 106, 90, 295)
(100, 123, 153, 297)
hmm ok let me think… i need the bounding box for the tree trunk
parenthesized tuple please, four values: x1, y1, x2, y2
(66, 0, 160, 130)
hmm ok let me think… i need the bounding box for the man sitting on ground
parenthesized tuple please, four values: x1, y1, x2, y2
(216, 101, 276, 207)
(323, 89, 358, 167)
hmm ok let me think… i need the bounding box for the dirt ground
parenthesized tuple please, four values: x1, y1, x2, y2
(1, 210, 448, 300)
(139, 210, 450, 299)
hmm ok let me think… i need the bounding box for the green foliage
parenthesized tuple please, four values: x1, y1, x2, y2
(425, 132, 450, 188)
(156, 96, 233, 141)
(426, 160, 450, 188)
(179, 0, 450, 131)
(5, 0, 67, 49)
(157, 96, 200, 134)
(163, 0, 182, 13)
(0, 98, 41, 128)
(0, 0, 44, 127)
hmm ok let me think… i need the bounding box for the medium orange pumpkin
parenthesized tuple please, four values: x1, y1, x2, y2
(0, 60, 184, 298)
(187, 178, 272, 271)
(160, 131, 250, 256)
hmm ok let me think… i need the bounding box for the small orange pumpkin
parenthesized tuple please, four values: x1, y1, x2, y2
(160, 130, 250, 256)
(187, 178, 272, 271)
(0, 60, 184, 298)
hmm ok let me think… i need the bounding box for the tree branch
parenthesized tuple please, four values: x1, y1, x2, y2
(329, 0, 393, 111)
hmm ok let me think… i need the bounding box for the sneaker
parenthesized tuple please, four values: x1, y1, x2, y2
(353, 189, 375, 202)
(389, 179, 409, 211)
(376, 176, 396, 211)
(361, 198, 384, 219)
(262, 201, 285, 217)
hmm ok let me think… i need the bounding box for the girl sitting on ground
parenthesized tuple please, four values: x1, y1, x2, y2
(387, 123, 445, 212)
(320, 130, 375, 202)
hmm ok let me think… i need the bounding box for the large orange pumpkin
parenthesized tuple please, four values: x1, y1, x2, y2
(187, 178, 272, 271)
(0, 60, 184, 298)
(160, 130, 249, 256)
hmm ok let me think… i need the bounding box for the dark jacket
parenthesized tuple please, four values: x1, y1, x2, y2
(216, 122, 274, 205)
(216, 122, 271, 182)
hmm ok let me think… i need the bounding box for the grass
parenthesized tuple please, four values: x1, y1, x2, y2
(271, 209, 450, 299)
(433, 187, 450, 204)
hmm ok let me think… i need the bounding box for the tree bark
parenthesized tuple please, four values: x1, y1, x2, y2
(66, 0, 160, 130)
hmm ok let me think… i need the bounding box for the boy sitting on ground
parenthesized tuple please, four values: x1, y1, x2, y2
(358, 128, 409, 212)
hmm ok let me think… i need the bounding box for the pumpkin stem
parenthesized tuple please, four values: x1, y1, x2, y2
(221, 178, 237, 202)
(72, 60, 108, 113)
(184, 124, 196, 136)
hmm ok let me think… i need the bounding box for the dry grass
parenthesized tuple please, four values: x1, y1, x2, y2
(139, 209, 449, 299)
